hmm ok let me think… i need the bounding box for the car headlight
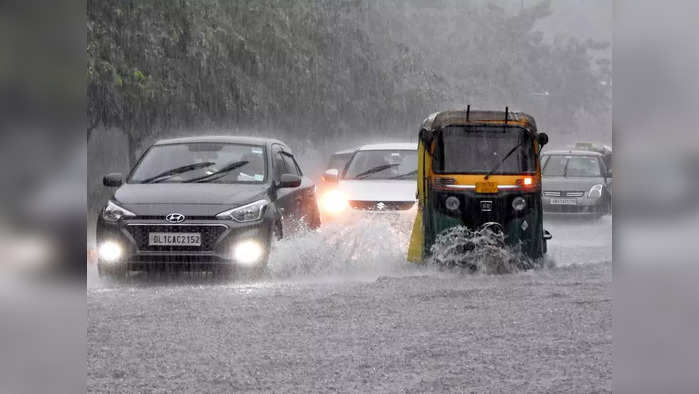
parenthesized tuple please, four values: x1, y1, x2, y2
(588, 184, 604, 199)
(234, 240, 264, 265)
(98, 241, 123, 262)
(319, 190, 348, 214)
(512, 196, 527, 211)
(102, 200, 136, 222)
(217, 199, 269, 222)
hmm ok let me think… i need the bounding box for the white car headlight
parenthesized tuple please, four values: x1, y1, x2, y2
(102, 200, 136, 222)
(319, 189, 348, 214)
(588, 184, 604, 199)
(217, 199, 269, 222)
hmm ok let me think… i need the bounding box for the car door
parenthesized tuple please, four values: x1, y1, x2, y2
(281, 151, 320, 228)
(271, 145, 298, 233)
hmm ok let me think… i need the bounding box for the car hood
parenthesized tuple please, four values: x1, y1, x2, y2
(114, 183, 268, 206)
(337, 179, 416, 202)
(542, 176, 605, 192)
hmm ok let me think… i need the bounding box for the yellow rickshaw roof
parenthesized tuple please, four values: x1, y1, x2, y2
(422, 109, 537, 132)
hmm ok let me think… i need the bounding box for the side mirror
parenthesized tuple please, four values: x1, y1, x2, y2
(278, 173, 302, 188)
(537, 133, 549, 147)
(322, 168, 339, 183)
(103, 173, 123, 187)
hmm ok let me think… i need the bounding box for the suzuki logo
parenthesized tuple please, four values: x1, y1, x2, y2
(165, 213, 185, 223)
(376, 202, 386, 210)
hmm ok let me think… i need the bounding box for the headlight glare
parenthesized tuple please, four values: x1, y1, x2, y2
(217, 199, 269, 222)
(588, 184, 603, 199)
(319, 190, 348, 214)
(102, 201, 135, 222)
(234, 240, 264, 265)
(512, 196, 527, 211)
(98, 241, 122, 262)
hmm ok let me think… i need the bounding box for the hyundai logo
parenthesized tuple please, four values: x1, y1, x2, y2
(165, 213, 186, 223)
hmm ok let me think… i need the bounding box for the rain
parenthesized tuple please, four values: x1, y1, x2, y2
(86, 1, 612, 392)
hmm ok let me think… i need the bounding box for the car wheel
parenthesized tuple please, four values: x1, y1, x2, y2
(273, 220, 283, 240)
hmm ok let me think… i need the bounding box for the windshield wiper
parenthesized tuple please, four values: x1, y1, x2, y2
(390, 170, 417, 179)
(483, 141, 525, 179)
(184, 160, 249, 183)
(141, 162, 215, 183)
(354, 164, 399, 179)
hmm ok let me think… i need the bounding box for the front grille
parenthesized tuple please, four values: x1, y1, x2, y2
(126, 225, 227, 252)
(131, 215, 216, 221)
(544, 191, 584, 197)
(348, 201, 415, 211)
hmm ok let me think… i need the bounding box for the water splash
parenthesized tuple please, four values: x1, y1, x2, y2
(429, 225, 542, 274)
(267, 212, 415, 280)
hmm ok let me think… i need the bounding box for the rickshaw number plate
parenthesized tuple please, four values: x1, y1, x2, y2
(475, 181, 498, 194)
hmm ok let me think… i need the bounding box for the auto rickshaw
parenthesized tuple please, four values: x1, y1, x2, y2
(407, 107, 551, 264)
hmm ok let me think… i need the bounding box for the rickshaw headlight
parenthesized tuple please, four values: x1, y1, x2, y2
(445, 196, 460, 211)
(512, 196, 527, 211)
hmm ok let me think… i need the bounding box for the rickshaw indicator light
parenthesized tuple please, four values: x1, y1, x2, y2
(523, 177, 533, 186)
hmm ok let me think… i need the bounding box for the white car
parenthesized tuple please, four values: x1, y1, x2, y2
(319, 143, 418, 215)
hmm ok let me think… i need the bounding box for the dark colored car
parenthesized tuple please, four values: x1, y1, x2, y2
(96, 136, 320, 279)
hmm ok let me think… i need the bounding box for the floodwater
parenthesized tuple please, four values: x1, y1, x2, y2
(87, 213, 611, 392)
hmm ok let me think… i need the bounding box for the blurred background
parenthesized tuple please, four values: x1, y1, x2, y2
(615, 1, 699, 392)
(0, 0, 698, 392)
(0, 0, 86, 393)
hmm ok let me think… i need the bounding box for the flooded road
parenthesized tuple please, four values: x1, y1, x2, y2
(87, 215, 611, 392)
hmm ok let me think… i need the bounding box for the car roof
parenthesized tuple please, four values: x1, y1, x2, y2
(542, 149, 603, 156)
(356, 142, 417, 151)
(153, 135, 286, 148)
(332, 148, 357, 156)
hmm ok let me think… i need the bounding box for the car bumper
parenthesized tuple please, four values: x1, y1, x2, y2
(321, 201, 417, 223)
(96, 217, 272, 267)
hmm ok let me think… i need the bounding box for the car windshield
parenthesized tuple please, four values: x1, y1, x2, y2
(432, 126, 536, 174)
(344, 150, 418, 180)
(542, 155, 602, 177)
(129, 143, 267, 184)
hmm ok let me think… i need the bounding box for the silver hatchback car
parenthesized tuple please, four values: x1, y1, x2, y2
(541, 150, 612, 217)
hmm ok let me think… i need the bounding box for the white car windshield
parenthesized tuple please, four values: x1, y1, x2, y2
(344, 150, 418, 180)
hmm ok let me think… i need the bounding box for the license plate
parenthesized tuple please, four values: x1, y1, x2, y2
(475, 181, 498, 194)
(148, 232, 201, 246)
(549, 198, 577, 205)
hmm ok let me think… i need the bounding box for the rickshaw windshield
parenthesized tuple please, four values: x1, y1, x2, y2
(432, 125, 536, 174)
